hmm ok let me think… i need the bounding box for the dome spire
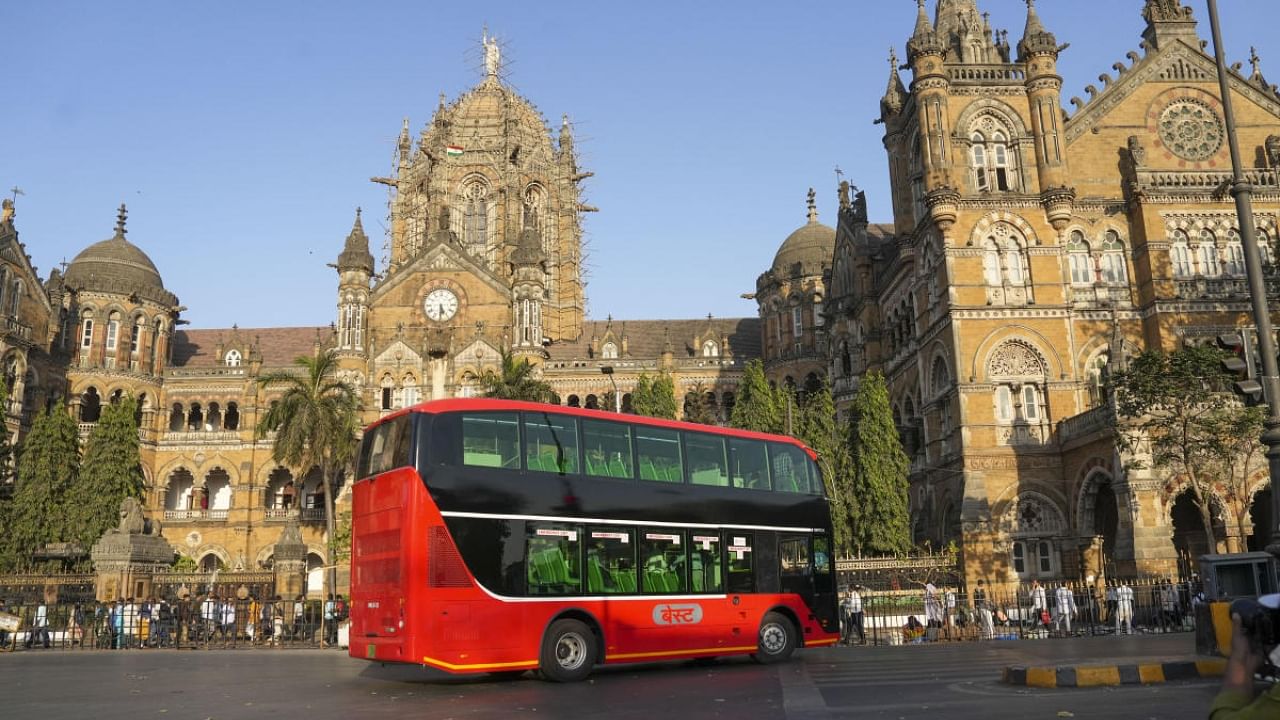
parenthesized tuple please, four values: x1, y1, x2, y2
(115, 203, 128, 238)
(806, 188, 818, 224)
(1017, 0, 1058, 61)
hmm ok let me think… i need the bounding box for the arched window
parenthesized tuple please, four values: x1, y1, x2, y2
(131, 316, 145, 356)
(169, 402, 184, 432)
(224, 402, 240, 431)
(187, 402, 203, 431)
(105, 311, 122, 352)
(224, 349, 242, 367)
(1171, 229, 1193, 277)
(601, 341, 619, 359)
(970, 133, 989, 191)
(1067, 230, 1092, 285)
(80, 311, 95, 350)
(968, 120, 1019, 192)
(1258, 228, 1275, 266)
(1197, 228, 1220, 276)
(380, 374, 394, 411)
(402, 374, 420, 406)
(459, 180, 489, 249)
(930, 356, 949, 398)
(909, 132, 926, 221)
(982, 239, 1002, 285)
(151, 319, 162, 368)
(1005, 240, 1027, 283)
(80, 386, 101, 423)
(701, 340, 719, 358)
(1225, 228, 1245, 276)
(1099, 230, 1128, 284)
(8, 279, 20, 317)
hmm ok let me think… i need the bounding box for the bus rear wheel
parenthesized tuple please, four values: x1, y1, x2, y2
(752, 612, 796, 664)
(539, 618, 596, 682)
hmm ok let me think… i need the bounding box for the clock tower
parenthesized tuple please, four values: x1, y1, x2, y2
(341, 35, 590, 411)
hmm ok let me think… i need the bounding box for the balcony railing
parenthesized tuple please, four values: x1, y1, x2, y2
(161, 430, 242, 443)
(263, 508, 325, 522)
(1056, 405, 1114, 445)
(948, 64, 1025, 83)
(163, 509, 229, 522)
(1174, 276, 1250, 299)
(3, 317, 32, 341)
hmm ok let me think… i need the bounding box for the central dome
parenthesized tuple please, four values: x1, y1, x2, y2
(771, 191, 835, 275)
(64, 205, 175, 305)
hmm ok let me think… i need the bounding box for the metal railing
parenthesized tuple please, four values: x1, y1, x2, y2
(838, 577, 1196, 646)
(0, 597, 348, 652)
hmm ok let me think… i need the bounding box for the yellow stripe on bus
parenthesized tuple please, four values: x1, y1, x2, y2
(608, 644, 759, 661)
(421, 656, 540, 671)
(806, 637, 839, 646)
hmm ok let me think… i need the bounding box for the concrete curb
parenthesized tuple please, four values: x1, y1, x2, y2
(1001, 658, 1226, 688)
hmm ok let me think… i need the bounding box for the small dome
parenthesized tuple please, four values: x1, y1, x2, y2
(64, 205, 175, 305)
(771, 189, 835, 275)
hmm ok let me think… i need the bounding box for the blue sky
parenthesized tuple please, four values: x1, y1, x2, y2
(3, 1, 1277, 330)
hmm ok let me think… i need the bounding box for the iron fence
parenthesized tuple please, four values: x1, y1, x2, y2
(840, 577, 1197, 646)
(0, 597, 348, 652)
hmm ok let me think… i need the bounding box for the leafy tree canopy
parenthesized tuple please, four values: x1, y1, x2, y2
(846, 371, 911, 556)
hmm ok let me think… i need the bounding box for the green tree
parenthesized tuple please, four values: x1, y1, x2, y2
(5, 407, 80, 570)
(71, 395, 145, 551)
(682, 382, 718, 425)
(1110, 345, 1266, 552)
(846, 371, 910, 555)
(631, 372, 677, 420)
(258, 350, 361, 604)
(649, 372, 678, 420)
(479, 350, 556, 403)
(730, 359, 781, 433)
(795, 380, 853, 553)
(630, 374, 654, 416)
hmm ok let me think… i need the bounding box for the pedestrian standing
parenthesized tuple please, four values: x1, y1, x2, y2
(201, 594, 220, 643)
(110, 599, 125, 649)
(1029, 580, 1048, 630)
(292, 595, 305, 641)
(155, 599, 172, 648)
(1160, 579, 1180, 629)
(1115, 581, 1134, 635)
(324, 594, 337, 646)
(25, 600, 50, 649)
(944, 586, 957, 629)
(220, 597, 237, 644)
(0, 598, 11, 650)
(271, 596, 285, 646)
(1053, 584, 1076, 635)
(973, 580, 994, 639)
(924, 582, 943, 630)
(849, 585, 866, 644)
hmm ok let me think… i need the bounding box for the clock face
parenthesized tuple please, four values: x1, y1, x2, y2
(423, 288, 459, 322)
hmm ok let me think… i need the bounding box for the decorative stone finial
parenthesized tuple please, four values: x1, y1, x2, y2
(115, 204, 128, 238)
(806, 188, 817, 223)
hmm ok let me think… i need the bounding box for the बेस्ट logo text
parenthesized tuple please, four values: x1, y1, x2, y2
(652, 603, 704, 625)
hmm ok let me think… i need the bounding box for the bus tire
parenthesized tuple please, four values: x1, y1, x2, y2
(752, 611, 796, 664)
(539, 618, 596, 682)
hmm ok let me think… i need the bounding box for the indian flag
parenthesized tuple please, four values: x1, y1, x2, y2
(445, 145, 464, 157)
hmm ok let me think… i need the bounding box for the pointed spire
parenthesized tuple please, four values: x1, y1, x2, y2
(1017, 0, 1058, 61)
(880, 47, 907, 118)
(336, 206, 374, 275)
(906, 0, 943, 61)
(398, 117, 411, 154)
(113, 203, 129, 239)
(806, 188, 818, 224)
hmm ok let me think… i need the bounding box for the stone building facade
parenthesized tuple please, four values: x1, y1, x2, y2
(822, 0, 1280, 587)
(7, 39, 759, 590)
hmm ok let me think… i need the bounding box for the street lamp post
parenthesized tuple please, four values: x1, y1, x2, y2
(1206, 0, 1280, 554)
(601, 366, 621, 413)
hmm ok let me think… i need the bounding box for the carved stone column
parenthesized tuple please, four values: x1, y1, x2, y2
(273, 517, 308, 600)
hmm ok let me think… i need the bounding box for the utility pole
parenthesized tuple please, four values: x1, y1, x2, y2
(1206, 0, 1280, 554)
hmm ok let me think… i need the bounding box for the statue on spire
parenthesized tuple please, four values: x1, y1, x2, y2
(482, 30, 501, 78)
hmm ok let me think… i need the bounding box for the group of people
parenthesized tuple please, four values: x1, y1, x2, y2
(836, 577, 1198, 645)
(0, 593, 349, 650)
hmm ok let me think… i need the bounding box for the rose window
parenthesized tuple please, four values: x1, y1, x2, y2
(1158, 99, 1224, 161)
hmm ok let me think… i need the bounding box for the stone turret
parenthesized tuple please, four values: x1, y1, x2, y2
(1019, 0, 1075, 233)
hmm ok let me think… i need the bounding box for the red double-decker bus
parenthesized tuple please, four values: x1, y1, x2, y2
(349, 398, 839, 681)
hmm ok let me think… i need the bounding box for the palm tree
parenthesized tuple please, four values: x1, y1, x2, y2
(256, 349, 360, 605)
(480, 349, 556, 403)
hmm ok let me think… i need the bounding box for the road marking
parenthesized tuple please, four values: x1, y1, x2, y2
(780, 662, 830, 720)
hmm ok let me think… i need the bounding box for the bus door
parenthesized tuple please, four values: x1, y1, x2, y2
(778, 536, 811, 596)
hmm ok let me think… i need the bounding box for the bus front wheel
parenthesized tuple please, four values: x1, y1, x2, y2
(539, 618, 596, 682)
(752, 612, 796, 664)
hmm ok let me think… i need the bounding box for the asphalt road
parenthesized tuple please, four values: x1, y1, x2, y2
(0, 634, 1220, 719)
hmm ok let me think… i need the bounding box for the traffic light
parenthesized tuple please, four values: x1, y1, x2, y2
(1218, 331, 1265, 405)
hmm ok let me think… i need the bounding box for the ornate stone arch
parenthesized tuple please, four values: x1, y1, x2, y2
(156, 460, 195, 490)
(954, 98, 1032, 141)
(968, 212, 1039, 248)
(984, 338, 1049, 381)
(971, 327, 1062, 382)
(928, 350, 951, 399)
(193, 544, 230, 567)
(994, 490, 1069, 538)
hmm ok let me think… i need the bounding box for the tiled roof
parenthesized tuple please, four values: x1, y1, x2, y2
(547, 318, 761, 360)
(171, 327, 327, 368)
